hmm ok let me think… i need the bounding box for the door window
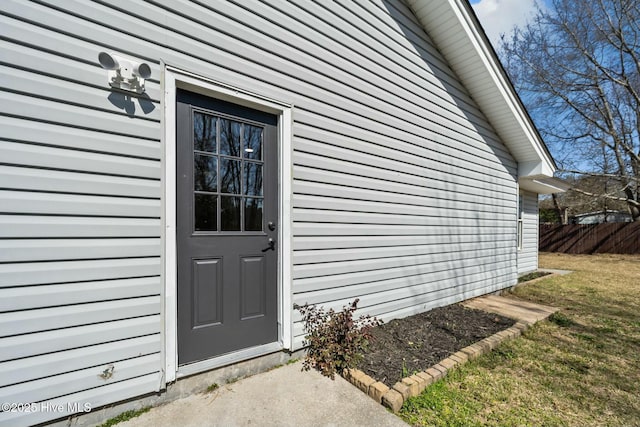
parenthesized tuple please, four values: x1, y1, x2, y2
(193, 111, 264, 232)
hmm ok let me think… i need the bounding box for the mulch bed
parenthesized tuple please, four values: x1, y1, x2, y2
(518, 271, 552, 283)
(359, 303, 515, 385)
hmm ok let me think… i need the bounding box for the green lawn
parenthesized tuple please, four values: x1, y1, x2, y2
(399, 253, 640, 427)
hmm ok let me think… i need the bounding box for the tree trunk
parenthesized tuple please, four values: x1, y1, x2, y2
(551, 193, 566, 224)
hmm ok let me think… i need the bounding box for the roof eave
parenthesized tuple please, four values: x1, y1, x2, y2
(519, 175, 571, 194)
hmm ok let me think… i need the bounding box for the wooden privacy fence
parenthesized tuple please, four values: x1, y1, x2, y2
(539, 223, 640, 254)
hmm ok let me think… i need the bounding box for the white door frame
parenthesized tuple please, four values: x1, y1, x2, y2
(161, 64, 293, 384)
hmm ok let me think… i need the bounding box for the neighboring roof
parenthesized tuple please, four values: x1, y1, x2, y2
(405, 0, 561, 193)
(573, 210, 632, 218)
(572, 211, 634, 224)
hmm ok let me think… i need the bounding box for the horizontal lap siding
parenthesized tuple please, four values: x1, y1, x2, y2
(0, 1, 162, 426)
(518, 190, 539, 274)
(278, 1, 516, 334)
(0, 0, 517, 423)
(275, 0, 517, 341)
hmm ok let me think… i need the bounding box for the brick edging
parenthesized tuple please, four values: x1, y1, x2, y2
(344, 320, 532, 412)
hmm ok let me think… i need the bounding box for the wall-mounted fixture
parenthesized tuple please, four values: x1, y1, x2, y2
(98, 52, 151, 94)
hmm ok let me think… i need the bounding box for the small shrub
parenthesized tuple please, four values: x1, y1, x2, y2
(294, 298, 382, 379)
(401, 358, 410, 378)
(205, 383, 219, 393)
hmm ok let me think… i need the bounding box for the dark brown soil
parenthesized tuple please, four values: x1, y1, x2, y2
(518, 271, 552, 283)
(359, 303, 515, 385)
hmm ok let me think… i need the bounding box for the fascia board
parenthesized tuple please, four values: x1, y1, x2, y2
(519, 175, 571, 194)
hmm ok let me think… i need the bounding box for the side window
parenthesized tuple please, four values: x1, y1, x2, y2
(517, 195, 524, 250)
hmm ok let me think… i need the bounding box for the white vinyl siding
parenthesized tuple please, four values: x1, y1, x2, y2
(517, 190, 539, 274)
(1, 1, 518, 425)
(0, 2, 163, 425)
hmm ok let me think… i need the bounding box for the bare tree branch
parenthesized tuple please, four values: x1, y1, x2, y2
(561, 170, 640, 181)
(500, 0, 640, 220)
(571, 187, 640, 206)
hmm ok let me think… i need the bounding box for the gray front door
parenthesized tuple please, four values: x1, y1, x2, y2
(177, 89, 278, 365)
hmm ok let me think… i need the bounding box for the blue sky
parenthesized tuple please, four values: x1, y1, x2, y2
(469, 0, 588, 173)
(469, 0, 539, 47)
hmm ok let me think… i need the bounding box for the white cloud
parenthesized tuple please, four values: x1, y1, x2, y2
(471, 0, 538, 47)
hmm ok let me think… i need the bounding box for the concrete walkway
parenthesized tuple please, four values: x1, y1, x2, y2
(119, 361, 409, 427)
(463, 294, 559, 324)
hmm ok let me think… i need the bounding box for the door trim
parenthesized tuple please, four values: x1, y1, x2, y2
(161, 64, 293, 384)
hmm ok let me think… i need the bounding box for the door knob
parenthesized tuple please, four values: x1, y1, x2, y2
(268, 221, 276, 231)
(261, 238, 275, 252)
